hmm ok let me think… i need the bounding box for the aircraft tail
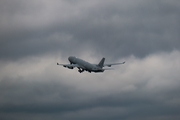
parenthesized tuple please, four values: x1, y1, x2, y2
(98, 58, 105, 68)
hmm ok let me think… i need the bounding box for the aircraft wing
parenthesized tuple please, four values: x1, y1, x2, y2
(103, 61, 125, 67)
(57, 63, 81, 69)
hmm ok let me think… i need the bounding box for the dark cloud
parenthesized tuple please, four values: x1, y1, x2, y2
(0, 0, 180, 60)
(0, 0, 180, 120)
(0, 70, 180, 120)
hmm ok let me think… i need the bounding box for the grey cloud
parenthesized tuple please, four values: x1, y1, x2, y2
(0, 0, 180, 60)
(0, 0, 180, 120)
(0, 78, 180, 120)
(0, 51, 180, 120)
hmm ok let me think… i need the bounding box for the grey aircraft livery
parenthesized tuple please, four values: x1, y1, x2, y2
(57, 56, 125, 73)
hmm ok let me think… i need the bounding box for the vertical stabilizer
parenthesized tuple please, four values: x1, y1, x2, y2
(98, 58, 105, 68)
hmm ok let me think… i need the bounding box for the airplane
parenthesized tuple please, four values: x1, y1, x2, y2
(57, 56, 125, 73)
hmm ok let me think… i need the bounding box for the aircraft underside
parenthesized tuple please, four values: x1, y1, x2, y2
(78, 68, 91, 73)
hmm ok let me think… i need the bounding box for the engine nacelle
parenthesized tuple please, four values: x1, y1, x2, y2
(68, 66, 73, 69)
(63, 65, 73, 69)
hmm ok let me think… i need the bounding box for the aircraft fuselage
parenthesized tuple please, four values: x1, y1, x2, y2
(68, 56, 104, 72)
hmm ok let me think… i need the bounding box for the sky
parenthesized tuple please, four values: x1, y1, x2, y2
(0, 0, 180, 120)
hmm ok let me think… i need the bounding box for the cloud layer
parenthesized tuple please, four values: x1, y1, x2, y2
(1, 0, 180, 60)
(1, 50, 180, 120)
(0, 0, 180, 120)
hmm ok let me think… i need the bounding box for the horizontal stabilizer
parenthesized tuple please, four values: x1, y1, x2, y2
(103, 68, 114, 70)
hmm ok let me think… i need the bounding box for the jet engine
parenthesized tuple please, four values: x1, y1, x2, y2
(68, 66, 74, 69)
(63, 65, 73, 69)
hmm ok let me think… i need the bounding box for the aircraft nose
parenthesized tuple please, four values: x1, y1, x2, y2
(68, 56, 72, 61)
(68, 56, 74, 62)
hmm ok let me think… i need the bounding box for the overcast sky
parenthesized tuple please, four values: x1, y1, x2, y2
(0, 0, 180, 120)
